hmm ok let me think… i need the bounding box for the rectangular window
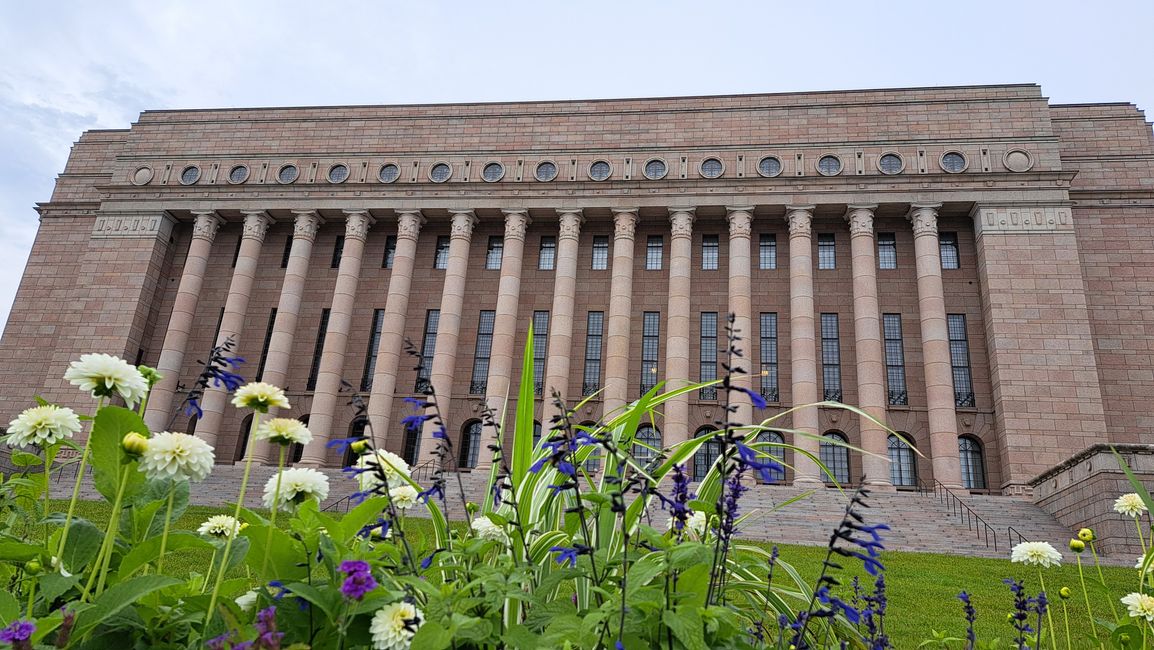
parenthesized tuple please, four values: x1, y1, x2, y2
(434, 236, 450, 270)
(760, 313, 779, 402)
(470, 311, 496, 395)
(948, 314, 975, 407)
(331, 235, 345, 269)
(532, 311, 549, 395)
(539, 236, 556, 271)
(646, 236, 663, 270)
(759, 234, 777, 270)
(821, 313, 842, 401)
(878, 232, 897, 270)
(382, 235, 397, 269)
(281, 235, 293, 269)
(485, 236, 503, 270)
(940, 232, 960, 270)
(882, 314, 907, 405)
(641, 311, 660, 394)
(255, 308, 278, 382)
(306, 308, 331, 391)
(360, 309, 386, 391)
(231, 236, 243, 268)
(699, 312, 718, 399)
(701, 235, 719, 271)
(583, 312, 604, 395)
(415, 310, 440, 393)
(818, 234, 836, 270)
(591, 235, 609, 270)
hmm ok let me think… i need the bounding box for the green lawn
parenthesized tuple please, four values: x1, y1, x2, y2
(56, 500, 1135, 647)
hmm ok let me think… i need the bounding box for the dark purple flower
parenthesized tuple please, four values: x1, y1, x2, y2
(267, 580, 288, 600)
(339, 560, 377, 601)
(735, 442, 784, 483)
(0, 620, 34, 648)
(734, 385, 768, 409)
(255, 606, 284, 649)
(205, 631, 233, 650)
(326, 436, 359, 452)
(400, 413, 433, 431)
(816, 585, 861, 624)
(958, 591, 976, 648)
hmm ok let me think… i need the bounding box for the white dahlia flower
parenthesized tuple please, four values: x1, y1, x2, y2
(262, 467, 330, 511)
(255, 418, 312, 447)
(5, 405, 81, 448)
(370, 601, 423, 650)
(1010, 541, 1062, 568)
(138, 431, 214, 482)
(1136, 556, 1153, 574)
(470, 516, 509, 543)
(388, 485, 420, 510)
(235, 590, 258, 612)
(1115, 493, 1148, 518)
(197, 514, 244, 539)
(64, 353, 149, 407)
(355, 449, 412, 490)
(667, 510, 708, 538)
(1121, 591, 1154, 621)
(231, 382, 290, 412)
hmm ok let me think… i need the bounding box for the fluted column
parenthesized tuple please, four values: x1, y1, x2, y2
(846, 205, 893, 488)
(366, 211, 424, 449)
(194, 210, 273, 447)
(420, 209, 477, 466)
(476, 209, 530, 469)
(786, 206, 822, 485)
(300, 211, 374, 465)
(247, 210, 322, 462)
(146, 211, 224, 431)
(603, 208, 638, 419)
(665, 207, 695, 447)
(909, 204, 963, 488)
(542, 210, 583, 426)
(726, 207, 755, 427)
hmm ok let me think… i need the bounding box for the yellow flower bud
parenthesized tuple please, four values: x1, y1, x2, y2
(1077, 528, 1095, 542)
(1059, 586, 1072, 599)
(121, 431, 149, 456)
(350, 439, 371, 455)
(1068, 538, 1085, 553)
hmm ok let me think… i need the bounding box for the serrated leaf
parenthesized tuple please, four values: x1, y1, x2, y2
(117, 531, 213, 578)
(61, 518, 103, 572)
(410, 620, 454, 650)
(73, 575, 179, 638)
(0, 590, 18, 624)
(89, 406, 149, 501)
(663, 606, 706, 650)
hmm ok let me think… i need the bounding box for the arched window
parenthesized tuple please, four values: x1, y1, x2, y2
(959, 436, 986, 490)
(820, 432, 850, 484)
(693, 426, 721, 481)
(344, 417, 369, 467)
(402, 426, 419, 466)
(633, 424, 661, 463)
(764, 431, 786, 482)
(186, 416, 198, 435)
(459, 420, 482, 469)
(888, 434, 917, 487)
(291, 415, 308, 464)
(579, 421, 601, 471)
(234, 414, 253, 463)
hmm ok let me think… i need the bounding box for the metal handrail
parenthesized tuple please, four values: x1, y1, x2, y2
(1008, 525, 1028, 547)
(322, 460, 437, 514)
(916, 478, 1012, 551)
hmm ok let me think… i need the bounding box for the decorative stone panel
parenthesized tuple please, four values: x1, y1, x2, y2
(91, 212, 176, 240)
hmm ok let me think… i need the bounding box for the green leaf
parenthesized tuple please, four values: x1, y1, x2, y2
(334, 495, 390, 541)
(625, 552, 665, 596)
(10, 450, 43, 467)
(1112, 447, 1154, 516)
(283, 581, 339, 623)
(0, 540, 48, 563)
(61, 517, 103, 572)
(663, 606, 707, 650)
(410, 620, 454, 650)
(502, 624, 540, 650)
(89, 406, 149, 501)
(0, 590, 18, 625)
(511, 322, 537, 484)
(241, 525, 306, 581)
(73, 575, 180, 638)
(116, 532, 214, 578)
(38, 571, 80, 604)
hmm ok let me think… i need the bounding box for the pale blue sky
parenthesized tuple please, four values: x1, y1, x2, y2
(1, 0, 1151, 329)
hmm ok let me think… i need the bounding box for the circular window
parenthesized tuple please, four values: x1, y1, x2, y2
(481, 162, 504, 182)
(817, 155, 843, 176)
(131, 166, 153, 185)
(535, 161, 558, 182)
(757, 156, 783, 178)
(179, 166, 201, 185)
(878, 153, 904, 175)
(227, 165, 249, 184)
(327, 164, 350, 184)
(941, 152, 968, 173)
(643, 158, 667, 180)
(277, 164, 299, 184)
(378, 163, 400, 183)
(1003, 149, 1034, 173)
(429, 163, 452, 183)
(588, 160, 612, 181)
(699, 158, 724, 178)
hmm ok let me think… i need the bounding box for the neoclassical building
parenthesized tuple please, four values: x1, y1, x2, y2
(3, 84, 1152, 512)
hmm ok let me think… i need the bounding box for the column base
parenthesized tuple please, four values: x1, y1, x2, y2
(861, 478, 897, 492)
(792, 476, 825, 487)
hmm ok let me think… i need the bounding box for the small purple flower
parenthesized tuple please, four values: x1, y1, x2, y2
(338, 560, 377, 601)
(205, 631, 233, 650)
(735, 442, 784, 483)
(734, 385, 768, 409)
(255, 606, 284, 649)
(0, 620, 34, 649)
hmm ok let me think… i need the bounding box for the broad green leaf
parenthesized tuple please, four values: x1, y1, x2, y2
(334, 495, 390, 541)
(242, 525, 306, 581)
(117, 531, 213, 578)
(73, 575, 179, 638)
(501, 624, 540, 650)
(663, 606, 707, 650)
(284, 581, 339, 623)
(511, 323, 537, 484)
(410, 620, 454, 650)
(89, 406, 149, 501)
(0, 590, 18, 624)
(61, 517, 103, 572)
(38, 571, 80, 604)
(0, 540, 48, 563)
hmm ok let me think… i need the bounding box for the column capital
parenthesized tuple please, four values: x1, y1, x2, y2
(290, 210, 324, 242)
(191, 211, 225, 242)
(239, 211, 273, 242)
(342, 210, 375, 241)
(726, 208, 753, 238)
(449, 209, 478, 240)
(557, 210, 583, 241)
(396, 210, 425, 241)
(785, 205, 815, 236)
(669, 208, 695, 239)
(612, 209, 638, 240)
(907, 203, 942, 238)
(501, 209, 531, 241)
(845, 205, 877, 236)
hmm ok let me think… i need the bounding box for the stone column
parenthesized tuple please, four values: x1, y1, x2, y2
(366, 211, 424, 449)
(786, 206, 822, 485)
(146, 211, 224, 432)
(476, 209, 530, 469)
(664, 207, 695, 447)
(846, 205, 893, 488)
(909, 203, 963, 488)
(419, 209, 477, 466)
(542, 210, 583, 426)
(299, 210, 374, 465)
(247, 210, 322, 462)
(726, 206, 755, 427)
(194, 210, 273, 448)
(603, 208, 638, 419)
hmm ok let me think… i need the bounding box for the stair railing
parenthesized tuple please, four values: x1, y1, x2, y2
(916, 479, 1011, 552)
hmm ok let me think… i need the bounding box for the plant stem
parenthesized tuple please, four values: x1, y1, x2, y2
(261, 445, 287, 576)
(84, 460, 131, 599)
(155, 485, 177, 574)
(1137, 518, 1147, 552)
(57, 397, 104, 564)
(1089, 542, 1120, 620)
(42, 445, 55, 543)
(1060, 598, 1072, 650)
(205, 412, 262, 628)
(201, 549, 218, 594)
(1038, 571, 1057, 650)
(25, 575, 35, 617)
(1076, 557, 1098, 642)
